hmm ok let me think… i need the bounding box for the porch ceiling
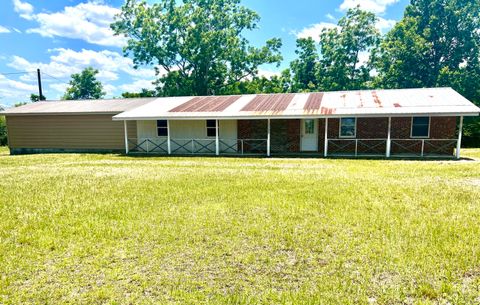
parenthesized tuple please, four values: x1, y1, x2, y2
(112, 88, 479, 120)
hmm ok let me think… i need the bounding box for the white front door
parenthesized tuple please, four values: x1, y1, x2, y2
(301, 119, 318, 151)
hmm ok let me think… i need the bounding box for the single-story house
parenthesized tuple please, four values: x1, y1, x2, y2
(2, 87, 479, 158)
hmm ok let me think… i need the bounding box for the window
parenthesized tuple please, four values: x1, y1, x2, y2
(206, 120, 218, 137)
(411, 117, 430, 138)
(304, 119, 315, 134)
(339, 117, 356, 138)
(157, 120, 168, 137)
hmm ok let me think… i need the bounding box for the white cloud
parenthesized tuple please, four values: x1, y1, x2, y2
(22, 1, 126, 47)
(357, 51, 371, 67)
(376, 17, 396, 33)
(339, 0, 399, 14)
(0, 74, 37, 103)
(12, 0, 34, 20)
(0, 26, 11, 34)
(119, 79, 155, 92)
(257, 69, 281, 79)
(326, 14, 336, 22)
(295, 22, 339, 42)
(8, 48, 155, 83)
(49, 83, 69, 94)
(12, 27, 22, 33)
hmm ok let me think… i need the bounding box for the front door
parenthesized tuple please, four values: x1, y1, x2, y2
(301, 119, 318, 151)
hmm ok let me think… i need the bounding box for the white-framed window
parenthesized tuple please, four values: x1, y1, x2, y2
(206, 120, 218, 137)
(411, 117, 430, 138)
(339, 117, 356, 138)
(157, 120, 168, 137)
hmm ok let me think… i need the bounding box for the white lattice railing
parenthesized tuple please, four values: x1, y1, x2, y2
(127, 137, 458, 157)
(327, 138, 457, 157)
(127, 138, 269, 155)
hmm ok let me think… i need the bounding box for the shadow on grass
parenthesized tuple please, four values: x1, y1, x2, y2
(119, 152, 475, 162)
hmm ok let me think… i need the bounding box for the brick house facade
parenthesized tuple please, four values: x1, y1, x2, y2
(238, 117, 458, 155)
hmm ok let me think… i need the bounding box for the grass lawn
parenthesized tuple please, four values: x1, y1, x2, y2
(1, 147, 480, 304)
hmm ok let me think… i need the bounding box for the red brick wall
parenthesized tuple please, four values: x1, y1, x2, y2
(237, 116, 458, 156)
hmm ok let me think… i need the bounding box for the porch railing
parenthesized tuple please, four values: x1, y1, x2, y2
(127, 137, 458, 158)
(328, 139, 387, 156)
(127, 138, 268, 155)
(327, 138, 457, 157)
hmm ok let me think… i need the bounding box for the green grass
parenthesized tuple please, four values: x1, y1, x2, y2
(1, 146, 480, 304)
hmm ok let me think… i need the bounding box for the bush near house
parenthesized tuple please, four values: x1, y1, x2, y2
(1, 148, 480, 304)
(0, 116, 7, 146)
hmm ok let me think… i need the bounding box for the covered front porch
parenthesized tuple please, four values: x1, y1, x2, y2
(122, 116, 464, 158)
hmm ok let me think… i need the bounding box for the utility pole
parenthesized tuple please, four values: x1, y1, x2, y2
(37, 68, 43, 100)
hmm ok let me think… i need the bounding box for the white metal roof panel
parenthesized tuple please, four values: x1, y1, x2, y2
(113, 88, 480, 120)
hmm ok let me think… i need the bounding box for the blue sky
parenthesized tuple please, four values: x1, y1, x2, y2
(0, 0, 408, 107)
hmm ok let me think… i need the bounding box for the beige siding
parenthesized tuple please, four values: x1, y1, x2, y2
(6, 114, 135, 150)
(137, 120, 237, 140)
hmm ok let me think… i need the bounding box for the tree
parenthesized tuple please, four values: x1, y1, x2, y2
(0, 115, 6, 146)
(225, 69, 292, 94)
(14, 102, 28, 107)
(290, 38, 319, 92)
(63, 67, 106, 100)
(111, 0, 282, 96)
(317, 7, 380, 91)
(30, 93, 46, 102)
(375, 0, 480, 89)
(121, 88, 156, 98)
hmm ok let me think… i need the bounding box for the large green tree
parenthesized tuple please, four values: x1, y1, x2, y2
(374, 0, 480, 90)
(290, 38, 319, 92)
(63, 67, 106, 100)
(317, 7, 380, 91)
(111, 0, 282, 96)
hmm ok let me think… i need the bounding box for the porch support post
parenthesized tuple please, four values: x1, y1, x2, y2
(324, 118, 328, 157)
(456, 116, 463, 159)
(267, 119, 271, 157)
(123, 120, 129, 155)
(386, 117, 392, 158)
(167, 119, 171, 155)
(215, 119, 220, 156)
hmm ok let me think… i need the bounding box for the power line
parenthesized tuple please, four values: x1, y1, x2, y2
(41, 72, 70, 83)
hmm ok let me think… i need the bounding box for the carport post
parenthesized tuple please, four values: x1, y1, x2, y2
(386, 117, 392, 158)
(167, 120, 171, 155)
(123, 120, 129, 154)
(267, 119, 271, 157)
(215, 119, 220, 156)
(456, 116, 463, 159)
(324, 118, 328, 157)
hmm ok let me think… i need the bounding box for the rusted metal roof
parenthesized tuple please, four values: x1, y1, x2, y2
(241, 94, 295, 112)
(2, 88, 478, 119)
(113, 88, 480, 120)
(2, 97, 155, 115)
(170, 95, 241, 112)
(304, 93, 324, 112)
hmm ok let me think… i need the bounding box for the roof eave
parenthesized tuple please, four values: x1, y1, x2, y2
(112, 112, 480, 121)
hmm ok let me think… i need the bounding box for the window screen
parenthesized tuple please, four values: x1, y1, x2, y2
(340, 118, 356, 137)
(411, 117, 429, 138)
(157, 120, 168, 137)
